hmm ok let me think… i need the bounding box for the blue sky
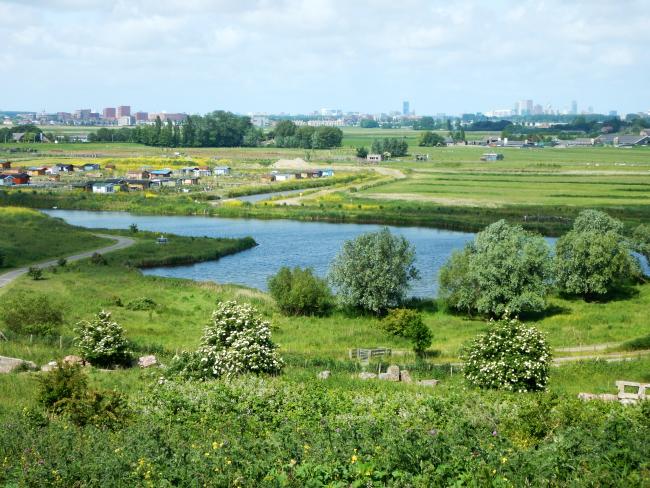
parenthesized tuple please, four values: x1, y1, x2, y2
(0, 0, 648, 115)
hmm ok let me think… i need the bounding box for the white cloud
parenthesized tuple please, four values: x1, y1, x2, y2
(0, 0, 648, 113)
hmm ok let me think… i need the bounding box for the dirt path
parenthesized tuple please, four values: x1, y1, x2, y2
(0, 234, 136, 289)
(552, 349, 650, 364)
(269, 163, 405, 206)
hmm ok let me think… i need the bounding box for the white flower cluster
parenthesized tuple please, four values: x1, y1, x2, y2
(188, 301, 283, 379)
(462, 318, 551, 392)
(73, 310, 131, 366)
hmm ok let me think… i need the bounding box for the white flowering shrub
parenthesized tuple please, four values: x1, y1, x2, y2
(171, 301, 283, 380)
(462, 318, 551, 392)
(74, 310, 132, 367)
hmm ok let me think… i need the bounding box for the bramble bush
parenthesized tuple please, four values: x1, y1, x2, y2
(74, 310, 132, 367)
(0, 290, 63, 336)
(37, 361, 130, 428)
(268, 266, 333, 316)
(381, 308, 432, 355)
(169, 301, 283, 379)
(3, 376, 648, 486)
(27, 266, 43, 280)
(462, 318, 551, 392)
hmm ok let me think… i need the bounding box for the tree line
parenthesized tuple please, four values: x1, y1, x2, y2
(87, 113, 343, 149)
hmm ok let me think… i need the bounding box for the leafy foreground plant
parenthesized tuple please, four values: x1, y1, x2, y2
(3, 376, 648, 486)
(381, 308, 432, 355)
(268, 266, 333, 316)
(74, 310, 132, 368)
(168, 301, 283, 379)
(462, 318, 552, 392)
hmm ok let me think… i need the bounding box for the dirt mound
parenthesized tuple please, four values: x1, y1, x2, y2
(272, 158, 308, 169)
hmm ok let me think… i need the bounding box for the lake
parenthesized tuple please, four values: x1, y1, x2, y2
(43, 210, 648, 297)
(44, 210, 479, 297)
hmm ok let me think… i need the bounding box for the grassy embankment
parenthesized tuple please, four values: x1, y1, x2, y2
(0, 211, 648, 408)
(0, 207, 110, 269)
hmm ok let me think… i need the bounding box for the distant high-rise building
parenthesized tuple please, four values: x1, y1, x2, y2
(571, 100, 578, 115)
(402, 100, 410, 116)
(609, 110, 618, 117)
(102, 107, 116, 119)
(134, 111, 149, 122)
(515, 100, 533, 116)
(74, 109, 91, 119)
(116, 105, 131, 118)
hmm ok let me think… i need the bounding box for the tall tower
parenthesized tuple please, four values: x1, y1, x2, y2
(571, 100, 578, 115)
(402, 101, 410, 116)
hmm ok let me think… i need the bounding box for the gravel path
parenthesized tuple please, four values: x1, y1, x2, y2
(0, 234, 136, 289)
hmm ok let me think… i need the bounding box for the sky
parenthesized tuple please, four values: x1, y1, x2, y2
(0, 0, 648, 116)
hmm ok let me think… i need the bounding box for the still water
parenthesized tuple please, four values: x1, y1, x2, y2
(44, 210, 648, 297)
(44, 210, 479, 297)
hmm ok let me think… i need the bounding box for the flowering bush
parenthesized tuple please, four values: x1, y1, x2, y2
(462, 318, 551, 392)
(171, 301, 283, 379)
(74, 310, 132, 367)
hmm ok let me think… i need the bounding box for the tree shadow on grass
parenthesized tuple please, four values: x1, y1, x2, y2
(521, 303, 572, 321)
(558, 285, 640, 304)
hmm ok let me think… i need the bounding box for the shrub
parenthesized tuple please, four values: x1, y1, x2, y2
(125, 297, 157, 311)
(268, 267, 333, 316)
(90, 252, 107, 265)
(57, 257, 67, 267)
(169, 301, 283, 380)
(27, 266, 43, 280)
(355, 146, 368, 158)
(381, 309, 432, 355)
(129, 223, 139, 233)
(0, 290, 63, 336)
(462, 318, 551, 392)
(0, 247, 5, 267)
(38, 361, 88, 410)
(38, 361, 130, 428)
(555, 210, 640, 298)
(74, 310, 132, 367)
(329, 228, 419, 315)
(439, 220, 552, 317)
(621, 334, 650, 351)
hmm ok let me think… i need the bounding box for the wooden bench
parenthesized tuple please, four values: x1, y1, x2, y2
(349, 348, 392, 362)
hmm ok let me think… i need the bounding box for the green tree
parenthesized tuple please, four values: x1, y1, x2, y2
(268, 267, 333, 316)
(311, 127, 343, 149)
(418, 131, 445, 147)
(439, 220, 553, 317)
(329, 228, 419, 315)
(554, 211, 640, 299)
(359, 119, 379, 128)
(355, 146, 368, 158)
(274, 120, 297, 137)
(633, 224, 650, 260)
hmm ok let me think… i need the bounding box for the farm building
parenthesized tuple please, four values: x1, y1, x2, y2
(181, 177, 200, 185)
(125, 179, 151, 191)
(0, 161, 10, 170)
(0, 173, 30, 185)
(179, 167, 199, 176)
(274, 173, 294, 182)
(321, 169, 335, 177)
(150, 178, 178, 188)
(261, 174, 275, 183)
(92, 182, 116, 194)
(213, 166, 231, 176)
(480, 153, 504, 161)
(127, 170, 150, 179)
(366, 154, 382, 163)
(149, 169, 173, 178)
(596, 134, 650, 146)
(195, 166, 212, 177)
(54, 163, 74, 173)
(82, 163, 101, 171)
(26, 166, 47, 176)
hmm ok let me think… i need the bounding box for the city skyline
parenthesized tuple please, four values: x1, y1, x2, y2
(0, 1, 648, 115)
